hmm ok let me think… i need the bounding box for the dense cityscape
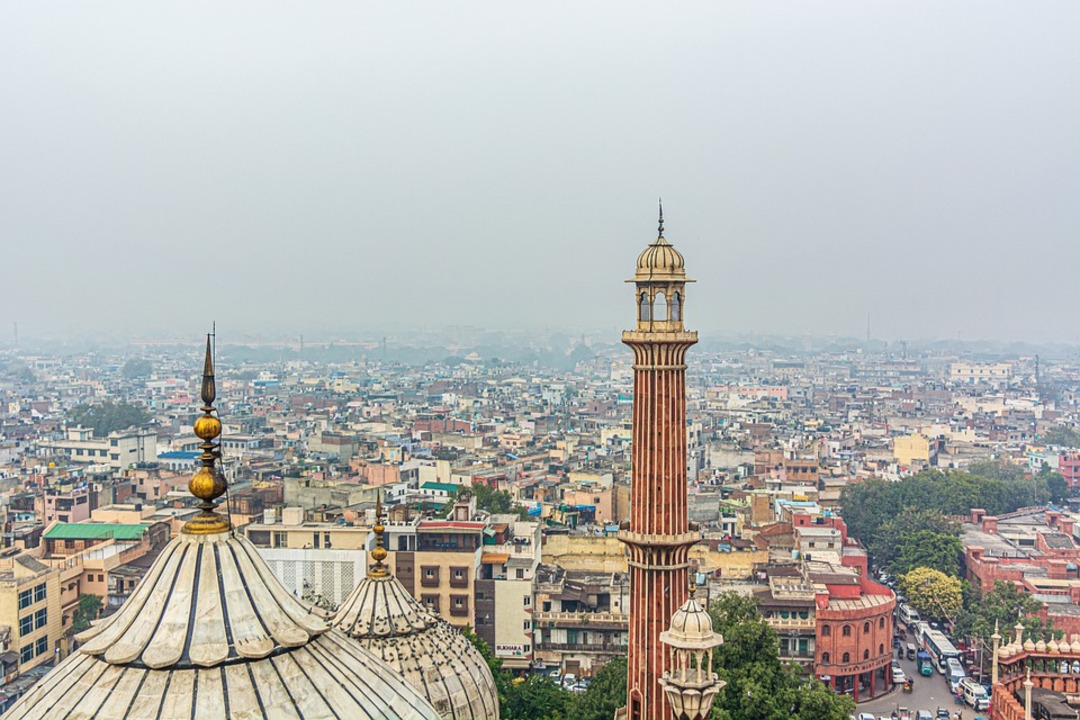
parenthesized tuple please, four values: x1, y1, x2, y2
(4, 255, 1080, 718)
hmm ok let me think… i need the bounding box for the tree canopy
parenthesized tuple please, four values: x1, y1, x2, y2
(456, 483, 528, 519)
(68, 401, 151, 437)
(955, 580, 1057, 645)
(708, 592, 854, 720)
(1043, 426, 1080, 448)
(121, 358, 153, 379)
(841, 467, 1049, 554)
(899, 567, 963, 622)
(894, 530, 963, 577)
(867, 507, 960, 575)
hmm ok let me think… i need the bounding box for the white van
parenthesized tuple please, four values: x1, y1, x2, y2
(898, 603, 920, 627)
(959, 677, 990, 710)
(946, 657, 966, 690)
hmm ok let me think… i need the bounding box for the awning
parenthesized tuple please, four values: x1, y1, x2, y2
(482, 553, 510, 565)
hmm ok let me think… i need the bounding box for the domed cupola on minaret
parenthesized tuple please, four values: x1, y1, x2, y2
(631, 201, 693, 333)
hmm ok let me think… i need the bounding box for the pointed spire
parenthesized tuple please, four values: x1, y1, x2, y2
(369, 491, 389, 578)
(657, 198, 665, 239)
(184, 332, 230, 535)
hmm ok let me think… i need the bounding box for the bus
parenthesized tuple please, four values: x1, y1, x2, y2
(920, 627, 962, 674)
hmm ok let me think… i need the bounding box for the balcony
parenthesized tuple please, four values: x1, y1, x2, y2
(536, 642, 627, 653)
(533, 611, 627, 630)
(764, 616, 815, 630)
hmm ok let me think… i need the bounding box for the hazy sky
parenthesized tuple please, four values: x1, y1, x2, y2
(2, 2, 1078, 344)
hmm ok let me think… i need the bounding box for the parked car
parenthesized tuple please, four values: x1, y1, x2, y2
(892, 666, 907, 684)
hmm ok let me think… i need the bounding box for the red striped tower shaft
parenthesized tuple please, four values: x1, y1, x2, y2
(620, 331, 697, 720)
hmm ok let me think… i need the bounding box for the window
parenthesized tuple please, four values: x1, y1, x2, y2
(842, 652, 850, 664)
(421, 566, 440, 588)
(821, 652, 830, 664)
(671, 292, 682, 321)
(18, 589, 33, 610)
(450, 566, 468, 589)
(35, 637, 47, 657)
(421, 594, 441, 613)
(863, 622, 870, 634)
(19, 615, 33, 635)
(879, 643, 884, 655)
(879, 617, 885, 629)
(523, 620, 532, 630)
(523, 596, 531, 607)
(313, 533, 320, 549)
(863, 649, 869, 660)
(516, 568, 524, 579)
(821, 624, 830, 637)
(842, 625, 851, 637)
(33, 583, 45, 602)
(34, 609, 46, 630)
(450, 594, 469, 617)
(20, 645, 33, 664)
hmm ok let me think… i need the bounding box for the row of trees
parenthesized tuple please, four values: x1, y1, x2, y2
(68, 401, 151, 437)
(471, 591, 855, 720)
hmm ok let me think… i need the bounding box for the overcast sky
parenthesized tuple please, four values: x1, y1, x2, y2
(2, 2, 1078, 345)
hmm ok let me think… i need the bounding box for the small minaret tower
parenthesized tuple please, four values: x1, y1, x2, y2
(620, 203, 700, 720)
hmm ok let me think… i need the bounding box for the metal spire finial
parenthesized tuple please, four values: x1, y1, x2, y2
(658, 198, 665, 239)
(184, 332, 230, 535)
(369, 492, 389, 577)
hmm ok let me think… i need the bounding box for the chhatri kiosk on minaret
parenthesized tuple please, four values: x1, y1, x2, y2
(618, 205, 712, 720)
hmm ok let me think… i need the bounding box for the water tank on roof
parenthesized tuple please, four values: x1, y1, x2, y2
(263, 508, 276, 524)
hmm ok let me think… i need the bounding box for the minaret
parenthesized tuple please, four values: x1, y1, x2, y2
(620, 203, 699, 720)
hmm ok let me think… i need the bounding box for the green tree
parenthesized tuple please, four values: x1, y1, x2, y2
(955, 581, 1057, 645)
(456, 483, 528, 519)
(573, 657, 626, 720)
(1043, 426, 1080, 448)
(68, 401, 151, 437)
(708, 592, 854, 720)
(122, 358, 153, 379)
(899, 567, 963, 622)
(893, 530, 963, 577)
(871, 508, 958, 573)
(71, 594, 102, 635)
(503, 675, 575, 720)
(1040, 464, 1070, 504)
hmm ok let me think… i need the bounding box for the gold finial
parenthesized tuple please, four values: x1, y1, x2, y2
(368, 492, 388, 577)
(688, 584, 696, 599)
(183, 333, 230, 535)
(658, 198, 665, 239)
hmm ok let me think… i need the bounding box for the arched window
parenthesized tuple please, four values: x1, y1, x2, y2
(655, 292, 668, 321)
(842, 652, 850, 664)
(879, 617, 885, 629)
(879, 643, 884, 655)
(863, 649, 870, 660)
(842, 625, 852, 637)
(671, 292, 682, 321)
(639, 293, 651, 321)
(863, 622, 871, 634)
(821, 652, 830, 664)
(821, 625, 831, 637)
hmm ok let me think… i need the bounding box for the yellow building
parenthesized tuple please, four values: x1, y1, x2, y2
(0, 551, 63, 673)
(893, 433, 931, 466)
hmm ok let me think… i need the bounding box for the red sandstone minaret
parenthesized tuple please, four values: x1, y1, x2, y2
(619, 204, 699, 720)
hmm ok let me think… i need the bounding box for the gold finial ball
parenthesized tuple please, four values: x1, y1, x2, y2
(371, 546, 388, 563)
(374, 523, 385, 535)
(189, 466, 227, 502)
(194, 414, 222, 440)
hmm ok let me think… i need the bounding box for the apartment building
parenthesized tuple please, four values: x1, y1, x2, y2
(37, 427, 156, 469)
(0, 551, 62, 674)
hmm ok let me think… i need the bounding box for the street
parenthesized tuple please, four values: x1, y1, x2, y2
(855, 652, 982, 719)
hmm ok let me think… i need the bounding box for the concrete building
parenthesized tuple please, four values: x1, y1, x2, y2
(37, 427, 156, 469)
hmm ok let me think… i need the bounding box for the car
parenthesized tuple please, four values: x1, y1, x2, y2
(892, 667, 907, 684)
(935, 710, 950, 719)
(857, 713, 876, 720)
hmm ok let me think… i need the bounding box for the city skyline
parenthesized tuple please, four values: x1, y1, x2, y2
(3, 3, 1079, 344)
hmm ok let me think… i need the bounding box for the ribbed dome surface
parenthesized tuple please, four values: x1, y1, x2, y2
(3, 532, 442, 720)
(635, 236, 686, 280)
(665, 594, 715, 644)
(334, 573, 500, 720)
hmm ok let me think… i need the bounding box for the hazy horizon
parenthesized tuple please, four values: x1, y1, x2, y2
(3, 2, 1078, 344)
